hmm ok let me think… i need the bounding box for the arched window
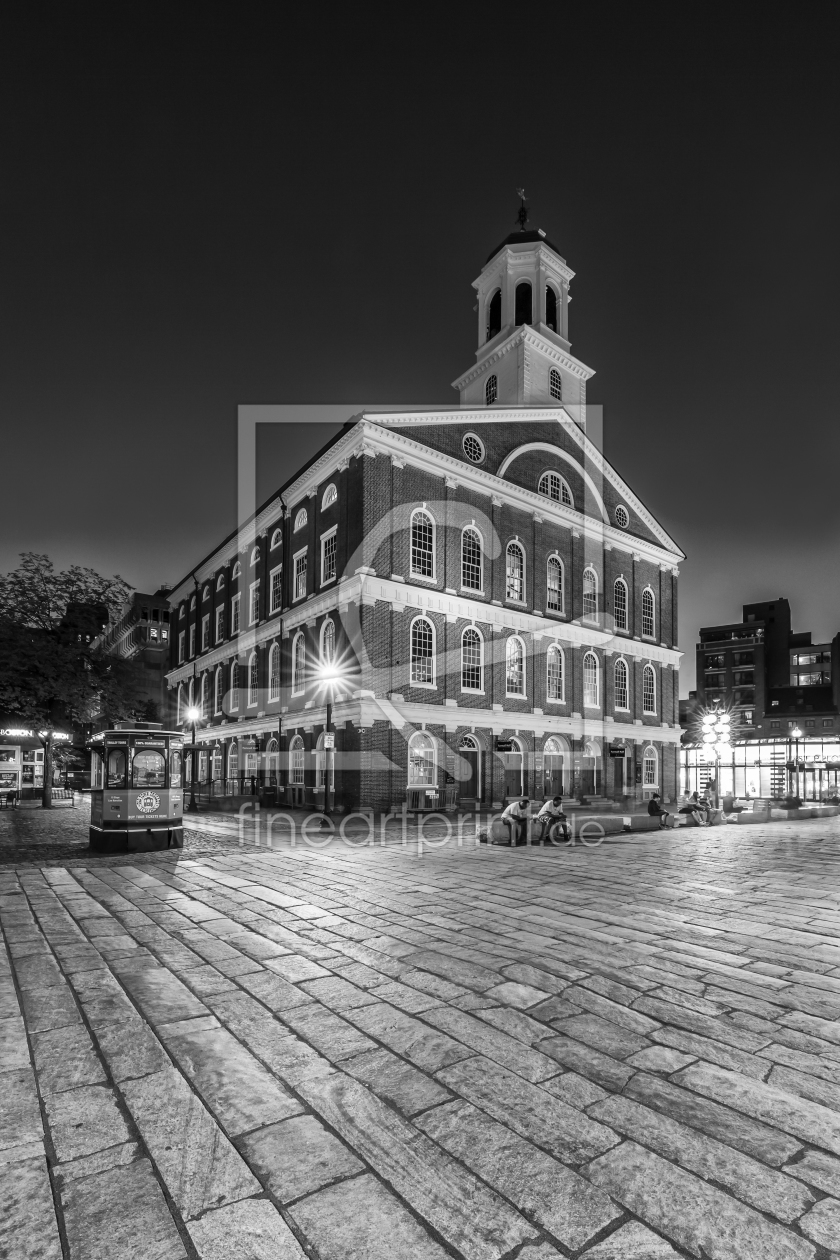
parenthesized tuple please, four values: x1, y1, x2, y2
(211, 745, 223, 783)
(408, 731, 436, 786)
(292, 632, 306, 695)
(322, 483, 337, 510)
(289, 735, 305, 785)
(410, 617, 435, 685)
(486, 289, 502, 341)
(546, 287, 558, 333)
(583, 567, 598, 620)
(642, 588, 656, 638)
(515, 281, 532, 326)
(583, 651, 599, 707)
(461, 627, 483, 691)
(232, 561, 241, 579)
(230, 662, 240, 712)
(294, 508, 308, 532)
(506, 542, 525, 602)
(538, 471, 573, 507)
(216, 573, 225, 591)
(270, 528, 282, 549)
(201, 673, 210, 718)
(228, 741, 239, 780)
(202, 584, 210, 602)
(643, 745, 658, 787)
(485, 374, 497, 405)
(506, 636, 525, 696)
(321, 617, 336, 665)
(462, 432, 484, 464)
(614, 578, 628, 632)
(410, 509, 435, 579)
(549, 368, 562, 400)
(179, 604, 186, 619)
(461, 527, 482, 591)
(268, 643, 281, 701)
(176, 684, 184, 724)
(265, 738, 279, 785)
(614, 658, 629, 710)
(214, 667, 224, 715)
(248, 652, 259, 707)
(250, 546, 260, 566)
(190, 595, 196, 611)
(547, 555, 563, 613)
(546, 644, 564, 701)
(643, 664, 656, 714)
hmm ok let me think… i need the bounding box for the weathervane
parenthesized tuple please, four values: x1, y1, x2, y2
(515, 188, 529, 232)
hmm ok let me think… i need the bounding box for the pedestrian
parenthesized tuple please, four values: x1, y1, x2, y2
(679, 790, 709, 827)
(536, 795, 570, 843)
(500, 797, 530, 846)
(647, 792, 671, 829)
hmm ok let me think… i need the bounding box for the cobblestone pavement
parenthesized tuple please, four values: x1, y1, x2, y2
(4, 819, 840, 1258)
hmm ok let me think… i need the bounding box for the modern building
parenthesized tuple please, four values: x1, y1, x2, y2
(97, 589, 173, 723)
(683, 598, 840, 799)
(164, 222, 684, 811)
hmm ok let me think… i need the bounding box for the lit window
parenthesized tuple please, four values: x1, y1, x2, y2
(583, 568, 598, 620)
(506, 542, 525, 602)
(270, 567, 282, 613)
(408, 732, 435, 785)
(270, 528, 282, 549)
(248, 653, 259, 706)
(292, 632, 306, 695)
(461, 528, 482, 591)
(546, 645, 563, 701)
(583, 651, 599, 706)
(290, 735, 304, 784)
(615, 505, 629, 529)
(410, 617, 435, 684)
(642, 589, 655, 638)
(461, 628, 482, 691)
(322, 618, 335, 664)
(215, 607, 224, 642)
(614, 578, 628, 631)
(294, 508, 308, 531)
(322, 531, 337, 583)
(549, 368, 562, 401)
(485, 374, 497, 405)
(614, 658, 629, 709)
(322, 483, 338, 510)
(643, 747, 657, 786)
(462, 433, 484, 464)
(410, 510, 435, 579)
(230, 662, 240, 712)
(231, 594, 240, 634)
(268, 644, 280, 701)
(538, 471, 573, 507)
(547, 556, 563, 612)
(506, 636, 525, 696)
(643, 664, 656, 714)
(294, 552, 307, 601)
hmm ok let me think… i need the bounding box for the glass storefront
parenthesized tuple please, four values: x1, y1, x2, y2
(681, 738, 840, 802)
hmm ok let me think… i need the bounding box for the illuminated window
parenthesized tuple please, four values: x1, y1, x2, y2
(461, 528, 482, 591)
(410, 617, 435, 684)
(408, 732, 436, 785)
(506, 636, 525, 696)
(461, 628, 483, 691)
(614, 658, 629, 709)
(583, 651, 599, 706)
(410, 510, 435, 579)
(506, 542, 525, 602)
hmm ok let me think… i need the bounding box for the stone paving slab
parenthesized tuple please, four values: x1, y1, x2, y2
(5, 814, 840, 1254)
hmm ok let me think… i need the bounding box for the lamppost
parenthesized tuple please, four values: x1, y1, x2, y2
(700, 708, 732, 808)
(316, 663, 346, 828)
(185, 705, 201, 812)
(790, 725, 803, 800)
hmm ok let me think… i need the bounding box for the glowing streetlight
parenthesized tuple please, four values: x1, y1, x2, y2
(700, 709, 732, 807)
(790, 725, 803, 799)
(315, 659, 348, 825)
(185, 705, 201, 813)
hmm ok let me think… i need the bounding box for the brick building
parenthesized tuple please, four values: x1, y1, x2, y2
(97, 589, 173, 722)
(164, 226, 684, 811)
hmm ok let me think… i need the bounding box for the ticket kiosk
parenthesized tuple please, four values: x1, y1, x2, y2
(87, 727, 183, 852)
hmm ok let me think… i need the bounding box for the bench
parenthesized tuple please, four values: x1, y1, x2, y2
(50, 789, 76, 807)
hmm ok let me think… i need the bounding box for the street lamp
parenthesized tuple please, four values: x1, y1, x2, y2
(700, 709, 732, 808)
(185, 705, 201, 813)
(316, 662, 347, 828)
(790, 725, 803, 800)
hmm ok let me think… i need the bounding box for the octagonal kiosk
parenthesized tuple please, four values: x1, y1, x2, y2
(87, 727, 184, 852)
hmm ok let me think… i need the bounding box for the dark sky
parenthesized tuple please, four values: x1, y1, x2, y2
(2, 9, 839, 692)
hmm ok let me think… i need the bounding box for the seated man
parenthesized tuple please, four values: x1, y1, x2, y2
(536, 795, 570, 843)
(500, 797, 530, 846)
(647, 792, 671, 829)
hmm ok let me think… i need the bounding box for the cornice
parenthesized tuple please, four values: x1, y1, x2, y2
(451, 325, 595, 391)
(476, 243, 575, 288)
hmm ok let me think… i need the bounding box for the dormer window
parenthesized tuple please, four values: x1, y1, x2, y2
(514, 281, 532, 326)
(485, 374, 497, 405)
(486, 289, 501, 342)
(546, 286, 558, 332)
(294, 508, 308, 532)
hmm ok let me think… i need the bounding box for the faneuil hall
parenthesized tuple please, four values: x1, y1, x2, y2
(164, 216, 683, 814)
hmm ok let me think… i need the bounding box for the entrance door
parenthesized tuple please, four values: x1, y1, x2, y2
(543, 738, 565, 797)
(504, 740, 524, 799)
(581, 741, 602, 797)
(459, 737, 480, 802)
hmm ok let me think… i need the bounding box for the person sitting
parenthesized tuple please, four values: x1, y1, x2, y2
(536, 796, 570, 843)
(647, 792, 671, 829)
(679, 790, 709, 826)
(500, 797, 530, 846)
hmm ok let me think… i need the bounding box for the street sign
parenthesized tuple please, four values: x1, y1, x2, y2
(609, 745, 626, 758)
(496, 739, 514, 752)
(323, 734, 335, 749)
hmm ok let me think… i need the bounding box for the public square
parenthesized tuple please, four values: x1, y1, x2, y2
(4, 806, 840, 1258)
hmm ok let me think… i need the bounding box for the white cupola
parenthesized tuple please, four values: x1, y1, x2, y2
(452, 196, 596, 409)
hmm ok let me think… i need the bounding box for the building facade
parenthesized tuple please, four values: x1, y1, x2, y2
(165, 227, 684, 811)
(683, 598, 840, 800)
(97, 589, 173, 722)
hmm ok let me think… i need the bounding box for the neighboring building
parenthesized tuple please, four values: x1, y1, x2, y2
(164, 223, 684, 811)
(683, 598, 840, 799)
(97, 589, 173, 722)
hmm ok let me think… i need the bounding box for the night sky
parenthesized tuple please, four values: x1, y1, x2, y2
(2, 10, 838, 692)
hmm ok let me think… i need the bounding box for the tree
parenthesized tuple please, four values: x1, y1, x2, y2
(0, 554, 145, 807)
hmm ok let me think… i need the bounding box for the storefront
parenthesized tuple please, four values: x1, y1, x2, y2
(681, 737, 840, 802)
(0, 727, 71, 798)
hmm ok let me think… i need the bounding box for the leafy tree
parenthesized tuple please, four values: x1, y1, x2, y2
(0, 554, 145, 806)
